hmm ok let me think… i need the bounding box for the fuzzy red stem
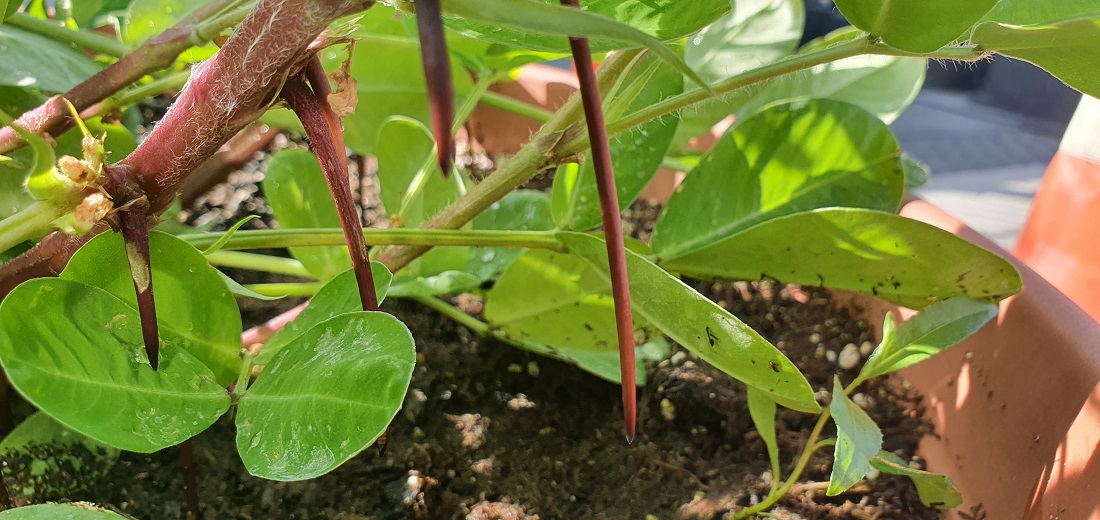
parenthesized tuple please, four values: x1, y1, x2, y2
(560, 0, 637, 442)
(281, 74, 378, 311)
(119, 209, 161, 370)
(413, 0, 455, 177)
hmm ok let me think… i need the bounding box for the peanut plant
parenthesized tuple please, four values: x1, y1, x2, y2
(0, 0, 1092, 517)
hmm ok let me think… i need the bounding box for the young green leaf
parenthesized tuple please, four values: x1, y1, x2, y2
(0, 412, 119, 504)
(653, 99, 905, 261)
(833, 0, 997, 53)
(203, 215, 261, 255)
(551, 54, 683, 231)
(902, 155, 930, 190)
(746, 387, 782, 486)
(441, 0, 713, 90)
(62, 231, 244, 386)
(860, 298, 997, 382)
(0, 109, 70, 203)
(2, 1, 15, 21)
(659, 208, 1023, 309)
(684, 0, 804, 85)
(828, 377, 883, 496)
(467, 189, 555, 281)
(0, 279, 230, 453)
(870, 451, 963, 509)
(0, 504, 128, 519)
(218, 271, 285, 301)
(263, 149, 351, 280)
(255, 263, 393, 365)
(443, 0, 729, 54)
(972, 3, 1100, 99)
(388, 270, 481, 298)
(125, 0, 217, 62)
(0, 25, 101, 92)
(558, 232, 819, 413)
(236, 311, 416, 481)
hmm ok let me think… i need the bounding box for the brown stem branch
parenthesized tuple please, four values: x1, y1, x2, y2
(414, 0, 455, 177)
(119, 206, 160, 370)
(179, 439, 203, 520)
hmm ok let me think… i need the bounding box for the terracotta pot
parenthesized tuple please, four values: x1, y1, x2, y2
(470, 64, 1100, 518)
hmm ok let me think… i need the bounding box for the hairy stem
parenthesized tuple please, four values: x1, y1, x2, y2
(182, 228, 564, 252)
(6, 13, 129, 57)
(413, 0, 455, 176)
(282, 71, 378, 311)
(560, 0, 636, 442)
(119, 208, 160, 370)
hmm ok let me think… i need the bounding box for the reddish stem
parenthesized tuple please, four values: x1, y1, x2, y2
(413, 0, 455, 177)
(180, 439, 203, 520)
(560, 0, 637, 442)
(119, 208, 160, 370)
(281, 73, 378, 311)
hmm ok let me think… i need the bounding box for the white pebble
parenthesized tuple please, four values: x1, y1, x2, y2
(809, 333, 823, 344)
(838, 344, 861, 370)
(826, 350, 838, 363)
(859, 341, 875, 357)
(851, 393, 874, 409)
(814, 345, 826, 359)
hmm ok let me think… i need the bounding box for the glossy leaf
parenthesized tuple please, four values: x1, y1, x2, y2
(237, 312, 416, 481)
(552, 54, 683, 231)
(0, 412, 119, 503)
(828, 377, 882, 496)
(263, 149, 350, 280)
(219, 271, 284, 301)
(0, 145, 36, 220)
(678, 27, 924, 140)
(684, 0, 803, 84)
(442, 0, 712, 88)
(0, 279, 230, 453)
(62, 231, 243, 386)
(903, 155, 930, 190)
(0, 504, 128, 519)
(0, 25, 101, 92)
(203, 215, 260, 255)
(746, 387, 781, 482)
(468, 189, 555, 281)
(871, 451, 963, 509)
(125, 0, 216, 62)
(559, 232, 819, 412)
(833, 0, 997, 52)
(497, 331, 669, 385)
(972, 4, 1100, 99)
(2, 1, 16, 21)
(388, 270, 481, 298)
(0, 111, 65, 203)
(443, 0, 729, 54)
(654, 99, 905, 261)
(860, 298, 997, 381)
(256, 264, 393, 365)
(660, 208, 1022, 309)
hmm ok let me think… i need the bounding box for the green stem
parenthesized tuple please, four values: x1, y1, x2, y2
(6, 13, 129, 58)
(182, 228, 564, 252)
(480, 90, 554, 123)
(192, 1, 255, 44)
(230, 349, 255, 402)
(733, 411, 835, 519)
(411, 294, 490, 334)
(0, 202, 63, 253)
(103, 70, 192, 112)
(243, 282, 323, 297)
(871, 43, 987, 61)
(205, 250, 314, 278)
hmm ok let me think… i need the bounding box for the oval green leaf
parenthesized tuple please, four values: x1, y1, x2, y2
(125, 0, 215, 62)
(0, 504, 128, 519)
(660, 208, 1022, 309)
(834, 0, 998, 53)
(1, 412, 119, 503)
(828, 377, 883, 495)
(972, 3, 1100, 99)
(654, 99, 905, 261)
(860, 298, 997, 381)
(558, 231, 819, 412)
(746, 387, 781, 481)
(0, 279, 230, 453)
(263, 149, 350, 280)
(685, 0, 804, 84)
(62, 231, 243, 386)
(551, 55, 683, 231)
(468, 189, 554, 281)
(256, 263, 393, 365)
(0, 25, 101, 92)
(236, 311, 416, 481)
(870, 451, 963, 509)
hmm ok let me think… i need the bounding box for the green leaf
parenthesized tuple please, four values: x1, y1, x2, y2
(497, 331, 669, 385)
(237, 311, 416, 481)
(746, 387, 781, 483)
(558, 232, 819, 412)
(660, 208, 1022, 308)
(551, 54, 683, 231)
(678, 27, 925, 140)
(0, 109, 67, 203)
(0, 145, 36, 220)
(204, 215, 260, 255)
(0, 279, 230, 453)
(972, 3, 1100, 99)
(828, 377, 882, 495)
(388, 270, 481, 298)
(685, 0, 804, 85)
(443, 0, 729, 54)
(834, 0, 997, 52)
(441, 0, 714, 89)
(1, 412, 119, 503)
(2, 1, 16, 22)
(0, 504, 128, 519)
(467, 189, 555, 281)
(654, 99, 905, 261)
(0, 25, 101, 92)
(870, 451, 963, 509)
(256, 264, 393, 365)
(860, 298, 997, 381)
(902, 155, 930, 190)
(62, 231, 243, 386)
(125, 0, 216, 62)
(218, 271, 284, 301)
(263, 149, 350, 280)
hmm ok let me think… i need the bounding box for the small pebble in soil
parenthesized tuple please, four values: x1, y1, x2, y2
(851, 393, 874, 409)
(826, 350, 838, 363)
(860, 340, 875, 357)
(814, 345, 826, 359)
(838, 343, 862, 370)
(526, 362, 540, 377)
(809, 332, 823, 344)
(660, 398, 677, 422)
(508, 363, 523, 374)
